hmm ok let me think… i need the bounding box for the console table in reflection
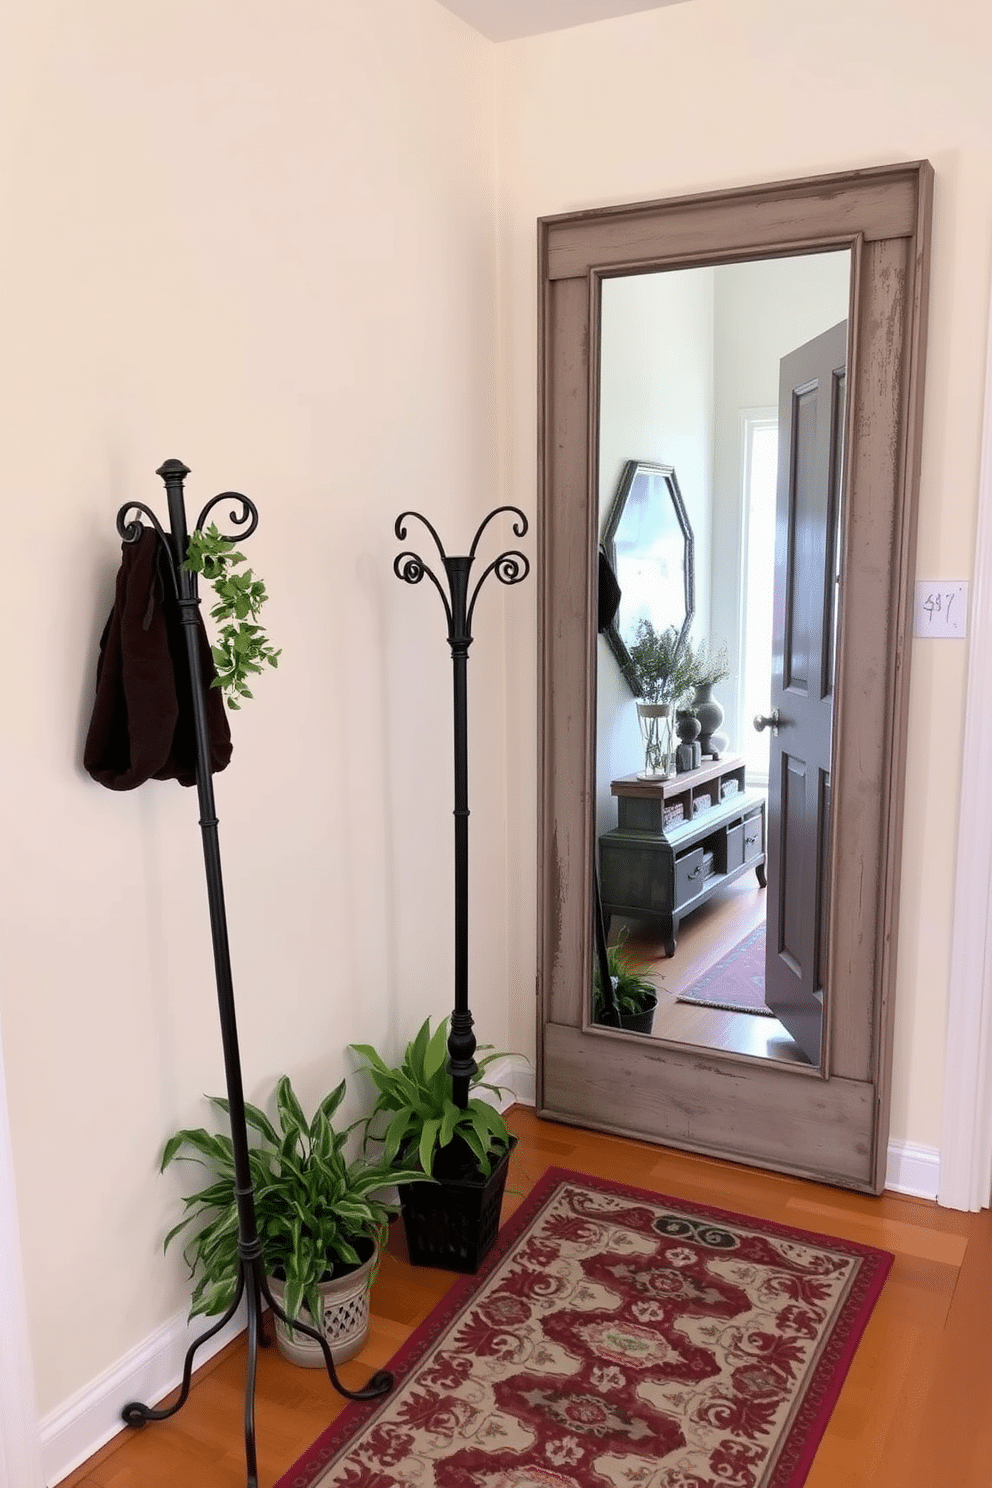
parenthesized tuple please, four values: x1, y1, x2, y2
(599, 755, 766, 958)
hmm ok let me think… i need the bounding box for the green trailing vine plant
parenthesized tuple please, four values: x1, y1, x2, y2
(183, 524, 280, 709)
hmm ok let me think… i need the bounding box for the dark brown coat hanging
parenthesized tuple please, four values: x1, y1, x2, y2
(83, 525, 232, 790)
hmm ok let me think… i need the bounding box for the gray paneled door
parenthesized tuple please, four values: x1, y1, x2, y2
(764, 322, 847, 1067)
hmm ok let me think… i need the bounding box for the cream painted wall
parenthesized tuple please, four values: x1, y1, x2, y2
(496, 0, 992, 1154)
(0, 0, 511, 1418)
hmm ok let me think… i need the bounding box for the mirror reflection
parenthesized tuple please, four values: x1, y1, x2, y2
(601, 460, 695, 694)
(593, 249, 851, 1068)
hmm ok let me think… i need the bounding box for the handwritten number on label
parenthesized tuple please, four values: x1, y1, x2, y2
(922, 591, 956, 625)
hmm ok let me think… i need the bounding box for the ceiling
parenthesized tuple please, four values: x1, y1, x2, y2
(434, 0, 690, 43)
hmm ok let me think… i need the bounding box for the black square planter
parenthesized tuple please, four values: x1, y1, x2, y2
(398, 1137, 516, 1274)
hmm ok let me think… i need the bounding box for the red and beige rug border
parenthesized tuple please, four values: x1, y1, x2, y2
(277, 1165, 893, 1488)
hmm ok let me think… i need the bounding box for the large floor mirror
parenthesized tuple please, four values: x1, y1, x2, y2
(537, 164, 933, 1192)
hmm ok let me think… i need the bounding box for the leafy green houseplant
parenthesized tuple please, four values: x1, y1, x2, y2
(350, 1017, 517, 1273)
(162, 1075, 424, 1364)
(351, 1017, 512, 1179)
(593, 932, 659, 1033)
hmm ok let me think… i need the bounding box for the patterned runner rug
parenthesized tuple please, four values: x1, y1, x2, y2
(677, 923, 774, 1016)
(278, 1168, 891, 1488)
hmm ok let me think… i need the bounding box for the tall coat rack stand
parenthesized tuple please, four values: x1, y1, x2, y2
(117, 461, 392, 1488)
(393, 507, 529, 1106)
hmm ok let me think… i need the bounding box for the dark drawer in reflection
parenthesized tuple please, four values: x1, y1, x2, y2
(675, 847, 705, 908)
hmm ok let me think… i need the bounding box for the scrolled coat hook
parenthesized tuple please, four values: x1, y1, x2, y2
(393, 505, 530, 651)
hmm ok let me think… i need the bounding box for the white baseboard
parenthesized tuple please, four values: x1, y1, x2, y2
(41, 1303, 247, 1486)
(884, 1139, 940, 1200)
(486, 1054, 536, 1111)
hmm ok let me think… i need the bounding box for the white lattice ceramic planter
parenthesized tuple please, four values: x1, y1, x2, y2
(267, 1245, 377, 1367)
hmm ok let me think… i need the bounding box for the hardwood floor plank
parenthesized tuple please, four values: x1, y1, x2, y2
(785, 1198, 969, 1264)
(57, 1106, 992, 1488)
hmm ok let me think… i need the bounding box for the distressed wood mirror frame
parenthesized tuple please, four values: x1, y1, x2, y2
(537, 162, 933, 1192)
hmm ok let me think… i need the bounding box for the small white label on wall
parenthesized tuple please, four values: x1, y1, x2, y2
(914, 581, 969, 638)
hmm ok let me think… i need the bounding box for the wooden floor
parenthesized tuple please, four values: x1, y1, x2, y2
(62, 1106, 992, 1488)
(613, 870, 810, 1064)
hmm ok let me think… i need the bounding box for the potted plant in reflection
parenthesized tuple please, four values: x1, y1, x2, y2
(593, 929, 658, 1034)
(627, 620, 701, 779)
(689, 638, 732, 758)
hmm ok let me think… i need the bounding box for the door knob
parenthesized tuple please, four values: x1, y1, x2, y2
(753, 709, 781, 736)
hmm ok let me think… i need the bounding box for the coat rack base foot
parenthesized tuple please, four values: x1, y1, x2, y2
(121, 1253, 392, 1486)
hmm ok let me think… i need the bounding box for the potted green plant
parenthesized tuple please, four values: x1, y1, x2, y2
(593, 930, 659, 1033)
(627, 620, 702, 777)
(689, 637, 732, 757)
(350, 1017, 517, 1274)
(162, 1075, 424, 1367)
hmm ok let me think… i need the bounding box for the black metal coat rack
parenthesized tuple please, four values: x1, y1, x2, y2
(393, 507, 529, 1107)
(117, 461, 391, 1488)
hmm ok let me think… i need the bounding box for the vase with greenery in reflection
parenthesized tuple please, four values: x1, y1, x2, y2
(628, 620, 700, 779)
(690, 640, 731, 759)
